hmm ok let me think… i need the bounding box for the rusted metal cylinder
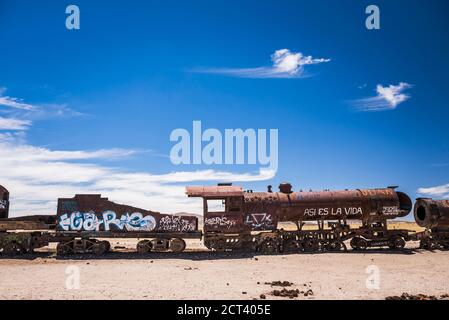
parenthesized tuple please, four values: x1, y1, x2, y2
(0, 185, 9, 219)
(244, 187, 412, 223)
(414, 198, 449, 228)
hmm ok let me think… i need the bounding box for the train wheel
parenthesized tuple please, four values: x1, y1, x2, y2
(101, 241, 111, 253)
(330, 240, 345, 252)
(259, 239, 278, 255)
(169, 238, 186, 253)
(3, 242, 23, 255)
(56, 242, 72, 255)
(212, 239, 226, 252)
(137, 240, 152, 254)
(282, 239, 302, 254)
(304, 238, 320, 252)
(350, 237, 360, 250)
(92, 241, 107, 256)
(240, 235, 256, 251)
(356, 239, 368, 250)
(389, 236, 405, 250)
(419, 238, 433, 250)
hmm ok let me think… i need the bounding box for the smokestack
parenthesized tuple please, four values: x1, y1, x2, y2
(279, 183, 293, 194)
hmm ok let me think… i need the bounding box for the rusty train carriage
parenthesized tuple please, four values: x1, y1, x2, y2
(0, 187, 201, 255)
(186, 183, 415, 253)
(0, 183, 449, 256)
(53, 194, 201, 255)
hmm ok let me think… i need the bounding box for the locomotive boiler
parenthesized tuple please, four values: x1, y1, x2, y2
(414, 198, 449, 249)
(414, 198, 449, 229)
(186, 183, 413, 252)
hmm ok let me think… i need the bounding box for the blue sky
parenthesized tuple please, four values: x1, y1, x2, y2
(0, 0, 448, 217)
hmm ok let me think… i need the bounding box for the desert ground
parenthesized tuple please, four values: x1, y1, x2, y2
(1, 231, 448, 300)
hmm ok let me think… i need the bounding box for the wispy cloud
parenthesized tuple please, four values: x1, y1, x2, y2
(430, 163, 449, 167)
(0, 93, 36, 110)
(417, 184, 449, 199)
(192, 49, 330, 79)
(0, 87, 83, 131)
(0, 117, 32, 130)
(352, 82, 412, 111)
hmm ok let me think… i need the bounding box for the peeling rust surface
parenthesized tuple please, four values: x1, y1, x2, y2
(186, 186, 243, 197)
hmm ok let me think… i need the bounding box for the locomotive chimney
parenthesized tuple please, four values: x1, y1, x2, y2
(267, 185, 273, 193)
(279, 182, 293, 194)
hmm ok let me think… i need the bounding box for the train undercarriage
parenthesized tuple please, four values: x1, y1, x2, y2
(419, 231, 449, 250)
(203, 220, 414, 254)
(0, 230, 197, 256)
(0, 224, 446, 256)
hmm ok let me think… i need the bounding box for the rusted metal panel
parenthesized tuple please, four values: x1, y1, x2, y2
(186, 186, 244, 197)
(414, 198, 449, 228)
(0, 185, 10, 219)
(204, 213, 242, 233)
(56, 194, 198, 233)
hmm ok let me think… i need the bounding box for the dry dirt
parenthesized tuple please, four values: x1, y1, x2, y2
(0, 238, 448, 300)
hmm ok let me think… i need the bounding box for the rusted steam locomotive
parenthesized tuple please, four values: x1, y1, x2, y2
(187, 183, 414, 253)
(0, 183, 447, 255)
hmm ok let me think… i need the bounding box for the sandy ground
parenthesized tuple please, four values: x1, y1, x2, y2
(0, 238, 448, 300)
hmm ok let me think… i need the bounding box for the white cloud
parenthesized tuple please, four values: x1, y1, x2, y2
(0, 87, 277, 217)
(353, 82, 412, 111)
(0, 135, 275, 217)
(0, 87, 83, 132)
(417, 184, 449, 199)
(192, 48, 330, 78)
(0, 117, 31, 130)
(0, 94, 35, 111)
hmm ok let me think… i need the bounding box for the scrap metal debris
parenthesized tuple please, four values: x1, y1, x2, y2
(263, 281, 314, 299)
(265, 281, 293, 287)
(386, 293, 449, 300)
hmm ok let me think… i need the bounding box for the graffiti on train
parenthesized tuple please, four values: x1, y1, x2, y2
(204, 216, 238, 229)
(159, 215, 196, 232)
(244, 213, 275, 230)
(58, 211, 157, 231)
(380, 206, 400, 216)
(0, 200, 7, 210)
(304, 207, 364, 217)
